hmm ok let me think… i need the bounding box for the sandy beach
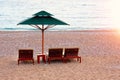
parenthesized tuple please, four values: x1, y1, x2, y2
(0, 30, 120, 80)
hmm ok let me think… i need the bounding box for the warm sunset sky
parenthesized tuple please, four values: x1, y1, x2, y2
(109, 0, 120, 29)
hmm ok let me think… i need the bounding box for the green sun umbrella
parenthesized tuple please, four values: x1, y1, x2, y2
(18, 10, 69, 55)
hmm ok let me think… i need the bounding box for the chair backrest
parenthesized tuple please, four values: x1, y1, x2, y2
(64, 48, 79, 57)
(48, 48, 63, 57)
(19, 49, 33, 59)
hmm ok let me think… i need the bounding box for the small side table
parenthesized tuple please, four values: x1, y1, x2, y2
(37, 54, 46, 64)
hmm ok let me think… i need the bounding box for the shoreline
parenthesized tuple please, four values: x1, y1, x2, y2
(0, 29, 117, 32)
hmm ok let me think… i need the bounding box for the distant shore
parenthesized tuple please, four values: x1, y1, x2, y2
(0, 27, 117, 32)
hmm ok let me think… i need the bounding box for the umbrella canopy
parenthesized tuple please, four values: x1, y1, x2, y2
(18, 10, 69, 55)
(18, 16, 68, 25)
(33, 10, 53, 16)
(18, 10, 68, 25)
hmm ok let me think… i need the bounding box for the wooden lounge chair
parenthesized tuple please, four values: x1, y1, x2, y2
(63, 48, 81, 63)
(18, 49, 34, 65)
(47, 48, 63, 64)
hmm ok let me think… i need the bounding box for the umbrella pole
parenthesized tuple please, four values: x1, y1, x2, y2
(42, 25, 44, 55)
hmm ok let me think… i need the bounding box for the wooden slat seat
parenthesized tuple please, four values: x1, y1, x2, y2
(18, 49, 34, 65)
(47, 48, 63, 64)
(63, 48, 81, 63)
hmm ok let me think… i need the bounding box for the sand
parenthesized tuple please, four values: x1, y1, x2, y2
(0, 30, 120, 80)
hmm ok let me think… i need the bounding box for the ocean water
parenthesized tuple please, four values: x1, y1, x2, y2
(0, 0, 118, 31)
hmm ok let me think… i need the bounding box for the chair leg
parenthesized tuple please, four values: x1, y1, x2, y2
(18, 60, 19, 65)
(63, 58, 67, 63)
(62, 59, 64, 63)
(77, 58, 79, 61)
(79, 57, 81, 63)
(77, 57, 81, 63)
(48, 58, 50, 64)
(33, 60, 34, 65)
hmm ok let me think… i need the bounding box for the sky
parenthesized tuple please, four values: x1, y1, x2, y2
(108, 0, 120, 29)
